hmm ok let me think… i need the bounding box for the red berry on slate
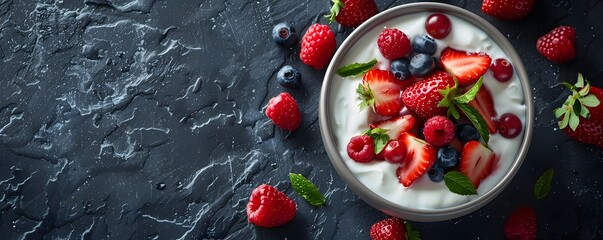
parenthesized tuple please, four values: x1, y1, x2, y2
(482, 0, 534, 21)
(383, 140, 407, 163)
(536, 26, 576, 64)
(369, 217, 407, 240)
(498, 113, 522, 138)
(300, 23, 336, 70)
(265, 92, 301, 131)
(425, 13, 451, 39)
(423, 115, 456, 147)
(490, 58, 514, 82)
(377, 28, 412, 60)
(347, 135, 375, 162)
(504, 206, 538, 240)
(246, 184, 297, 228)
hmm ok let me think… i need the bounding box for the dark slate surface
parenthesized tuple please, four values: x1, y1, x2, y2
(0, 0, 602, 239)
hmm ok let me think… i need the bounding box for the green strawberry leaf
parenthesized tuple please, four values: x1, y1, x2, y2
(534, 168, 554, 200)
(444, 171, 478, 195)
(357, 83, 374, 111)
(568, 111, 579, 131)
(325, 0, 344, 24)
(580, 94, 601, 107)
(405, 221, 421, 240)
(558, 111, 570, 129)
(289, 173, 326, 207)
(578, 83, 590, 96)
(553, 107, 566, 118)
(576, 73, 585, 88)
(336, 59, 378, 77)
(454, 77, 483, 104)
(364, 128, 390, 154)
(455, 102, 490, 144)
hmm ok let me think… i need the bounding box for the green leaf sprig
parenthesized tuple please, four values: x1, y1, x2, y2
(363, 128, 390, 154)
(336, 58, 378, 77)
(444, 171, 478, 195)
(554, 73, 601, 131)
(405, 221, 422, 240)
(325, 0, 344, 24)
(289, 173, 326, 207)
(534, 168, 554, 200)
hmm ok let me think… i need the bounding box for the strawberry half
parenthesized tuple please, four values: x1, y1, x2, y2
(459, 140, 496, 188)
(396, 132, 437, 187)
(440, 47, 492, 86)
(467, 85, 498, 134)
(358, 69, 407, 116)
(401, 71, 455, 119)
(369, 114, 416, 139)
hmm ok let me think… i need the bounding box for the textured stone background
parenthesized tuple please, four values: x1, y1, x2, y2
(0, 0, 602, 239)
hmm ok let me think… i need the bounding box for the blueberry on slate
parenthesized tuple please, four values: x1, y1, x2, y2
(272, 23, 298, 47)
(409, 53, 435, 77)
(277, 65, 301, 88)
(412, 34, 437, 55)
(428, 164, 445, 182)
(390, 58, 412, 80)
(437, 145, 460, 169)
(457, 124, 480, 142)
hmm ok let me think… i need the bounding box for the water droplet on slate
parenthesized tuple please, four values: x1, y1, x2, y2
(176, 181, 183, 190)
(156, 183, 166, 190)
(271, 163, 277, 168)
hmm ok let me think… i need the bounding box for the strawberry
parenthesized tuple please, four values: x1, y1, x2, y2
(458, 140, 496, 188)
(265, 92, 301, 131)
(369, 114, 416, 139)
(246, 184, 297, 228)
(439, 47, 492, 86)
(300, 23, 336, 70)
(401, 71, 455, 119)
(467, 85, 498, 134)
(396, 132, 437, 187)
(369, 217, 407, 240)
(358, 69, 407, 116)
(554, 74, 603, 148)
(504, 206, 538, 240)
(327, 0, 378, 28)
(536, 26, 576, 64)
(481, 0, 534, 21)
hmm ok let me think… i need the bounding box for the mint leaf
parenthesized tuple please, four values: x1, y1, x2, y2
(444, 171, 478, 195)
(405, 221, 421, 240)
(364, 128, 390, 154)
(534, 168, 554, 200)
(336, 59, 378, 77)
(454, 77, 483, 104)
(455, 102, 490, 144)
(289, 173, 326, 207)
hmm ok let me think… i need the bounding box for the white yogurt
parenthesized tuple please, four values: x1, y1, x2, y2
(328, 13, 526, 209)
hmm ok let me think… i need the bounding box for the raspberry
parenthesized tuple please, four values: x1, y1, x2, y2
(369, 217, 407, 240)
(347, 135, 375, 162)
(265, 92, 301, 131)
(246, 184, 297, 228)
(377, 28, 411, 60)
(504, 206, 537, 240)
(422, 115, 455, 147)
(300, 23, 336, 70)
(536, 26, 576, 63)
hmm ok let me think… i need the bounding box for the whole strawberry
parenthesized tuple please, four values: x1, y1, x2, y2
(504, 206, 537, 240)
(536, 26, 576, 63)
(482, 0, 534, 21)
(327, 0, 378, 28)
(402, 71, 455, 119)
(300, 23, 336, 70)
(265, 92, 301, 131)
(246, 184, 297, 228)
(554, 73, 603, 148)
(369, 217, 407, 240)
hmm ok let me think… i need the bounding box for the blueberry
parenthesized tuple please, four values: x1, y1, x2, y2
(412, 34, 437, 55)
(409, 53, 435, 77)
(437, 146, 460, 169)
(428, 164, 445, 182)
(272, 23, 298, 48)
(390, 58, 412, 80)
(277, 65, 301, 88)
(457, 124, 480, 142)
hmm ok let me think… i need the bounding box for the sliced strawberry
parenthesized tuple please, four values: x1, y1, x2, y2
(360, 69, 407, 116)
(459, 141, 496, 188)
(467, 85, 498, 134)
(396, 132, 436, 187)
(440, 47, 492, 86)
(369, 114, 416, 139)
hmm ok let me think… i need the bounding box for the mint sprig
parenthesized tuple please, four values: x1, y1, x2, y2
(289, 173, 326, 207)
(363, 128, 389, 154)
(444, 171, 478, 195)
(337, 59, 378, 77)
(534, 168, 554, 200)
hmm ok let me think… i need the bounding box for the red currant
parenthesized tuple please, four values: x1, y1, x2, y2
(383, 140, 407, 163)
(425, 13, 451, 39)
(490, 58, 514, 82)
(497, 113, 522, 138)
(347, 135, 375, 162)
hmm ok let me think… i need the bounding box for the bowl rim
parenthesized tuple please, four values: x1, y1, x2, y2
(318, 2, 534, 222)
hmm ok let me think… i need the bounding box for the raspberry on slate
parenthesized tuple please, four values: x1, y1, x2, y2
(347, 135, 375, 162)
(265, 92, 301, 131)
(246, 184, 297, 228)
(504, 206, 538, 240)
(423, 115, 456, 147)
(377, 28, 412, 60)
(300, 23, 336, 70)
(536, 26, 576, 64)
(482, 0, 534, 21)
